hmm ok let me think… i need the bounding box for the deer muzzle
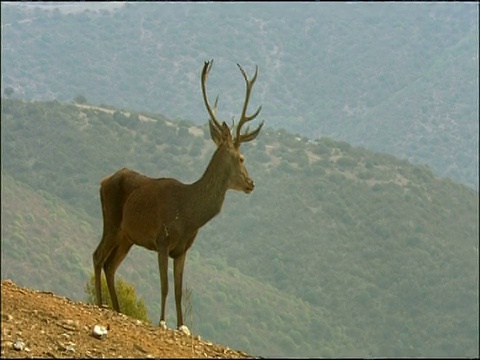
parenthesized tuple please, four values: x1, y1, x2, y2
(244, 178, 255, 194)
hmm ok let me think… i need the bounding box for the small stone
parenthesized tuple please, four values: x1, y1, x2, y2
(58, 320, 77, 331)
(92, 325, 108, 340)
(2, 313, 13, 321)
(13, 340, 25, 351)
(134, 343, 147, 353)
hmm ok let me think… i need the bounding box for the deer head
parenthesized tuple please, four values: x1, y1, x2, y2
(201, 59, 264, 194)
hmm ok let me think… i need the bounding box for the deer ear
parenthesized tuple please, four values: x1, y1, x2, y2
(209, 121, 232, 146)
(220, 122, 232, 143)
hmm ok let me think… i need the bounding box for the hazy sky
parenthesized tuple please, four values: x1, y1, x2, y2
(3, 1, 125, 13)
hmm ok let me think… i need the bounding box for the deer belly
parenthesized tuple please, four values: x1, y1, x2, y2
(121, 193, 164, 245)
(121, 225, 158, 251)
(121, 209, 161, 251)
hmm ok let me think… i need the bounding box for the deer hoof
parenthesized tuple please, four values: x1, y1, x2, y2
(159, 320, 167, 330)
(178, 325, 190, 336)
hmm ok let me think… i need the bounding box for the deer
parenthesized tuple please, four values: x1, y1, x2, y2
(92, 59, 263, 336)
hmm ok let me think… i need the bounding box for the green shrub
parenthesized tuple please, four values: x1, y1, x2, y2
(84, 272, 150, 324)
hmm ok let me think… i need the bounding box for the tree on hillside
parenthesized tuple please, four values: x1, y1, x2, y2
(84, 272, 150, 324)
(73, 94, 87, 104)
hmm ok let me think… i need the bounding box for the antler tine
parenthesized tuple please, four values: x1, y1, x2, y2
(235, 63, 263, 147)
(201, 59, 223, 131)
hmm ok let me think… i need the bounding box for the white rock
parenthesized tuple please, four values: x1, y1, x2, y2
(92, 325, 108, 339)
(13, 340, 25, 351)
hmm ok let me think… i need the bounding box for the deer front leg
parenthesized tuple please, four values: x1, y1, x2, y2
(157, 249, 169, 330)
(173, 252, 190, 335)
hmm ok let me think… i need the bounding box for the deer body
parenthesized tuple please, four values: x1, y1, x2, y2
(93, 60, 263, 335)
(121, 145, 237, 255)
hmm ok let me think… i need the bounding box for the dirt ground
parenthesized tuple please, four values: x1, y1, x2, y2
(1, 280, 254, 358)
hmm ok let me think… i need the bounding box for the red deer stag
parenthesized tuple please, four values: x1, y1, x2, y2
(92, 59, 263, 335)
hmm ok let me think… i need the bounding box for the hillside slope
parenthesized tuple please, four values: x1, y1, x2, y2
(1, 280, 252, 358)
(1, 99, 478, 357)
(1, 173, 92, 300)
(1, 169, 339, 357)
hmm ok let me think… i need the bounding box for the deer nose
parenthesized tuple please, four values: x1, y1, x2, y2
(245, 178, 255, 193)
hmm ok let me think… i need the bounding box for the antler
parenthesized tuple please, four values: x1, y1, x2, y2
(201, 59, 263, 147)
(234, 63, 264, 148)
(201, 60, 224, 142)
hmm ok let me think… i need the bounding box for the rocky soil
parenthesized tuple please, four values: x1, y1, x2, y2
(1, 280, 254, 358)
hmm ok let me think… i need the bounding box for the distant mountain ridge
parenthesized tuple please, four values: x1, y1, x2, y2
(1, 2, 478, 188)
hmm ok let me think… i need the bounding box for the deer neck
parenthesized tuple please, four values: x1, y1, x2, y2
(184, 146, 231, 228)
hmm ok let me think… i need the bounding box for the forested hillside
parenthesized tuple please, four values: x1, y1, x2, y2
(1, 2, 478, 188)
(1, 98, 478, 357)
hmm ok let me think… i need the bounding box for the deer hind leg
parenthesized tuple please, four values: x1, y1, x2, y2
(103, 238, 133, 313)
(93, 232, 117, 306)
